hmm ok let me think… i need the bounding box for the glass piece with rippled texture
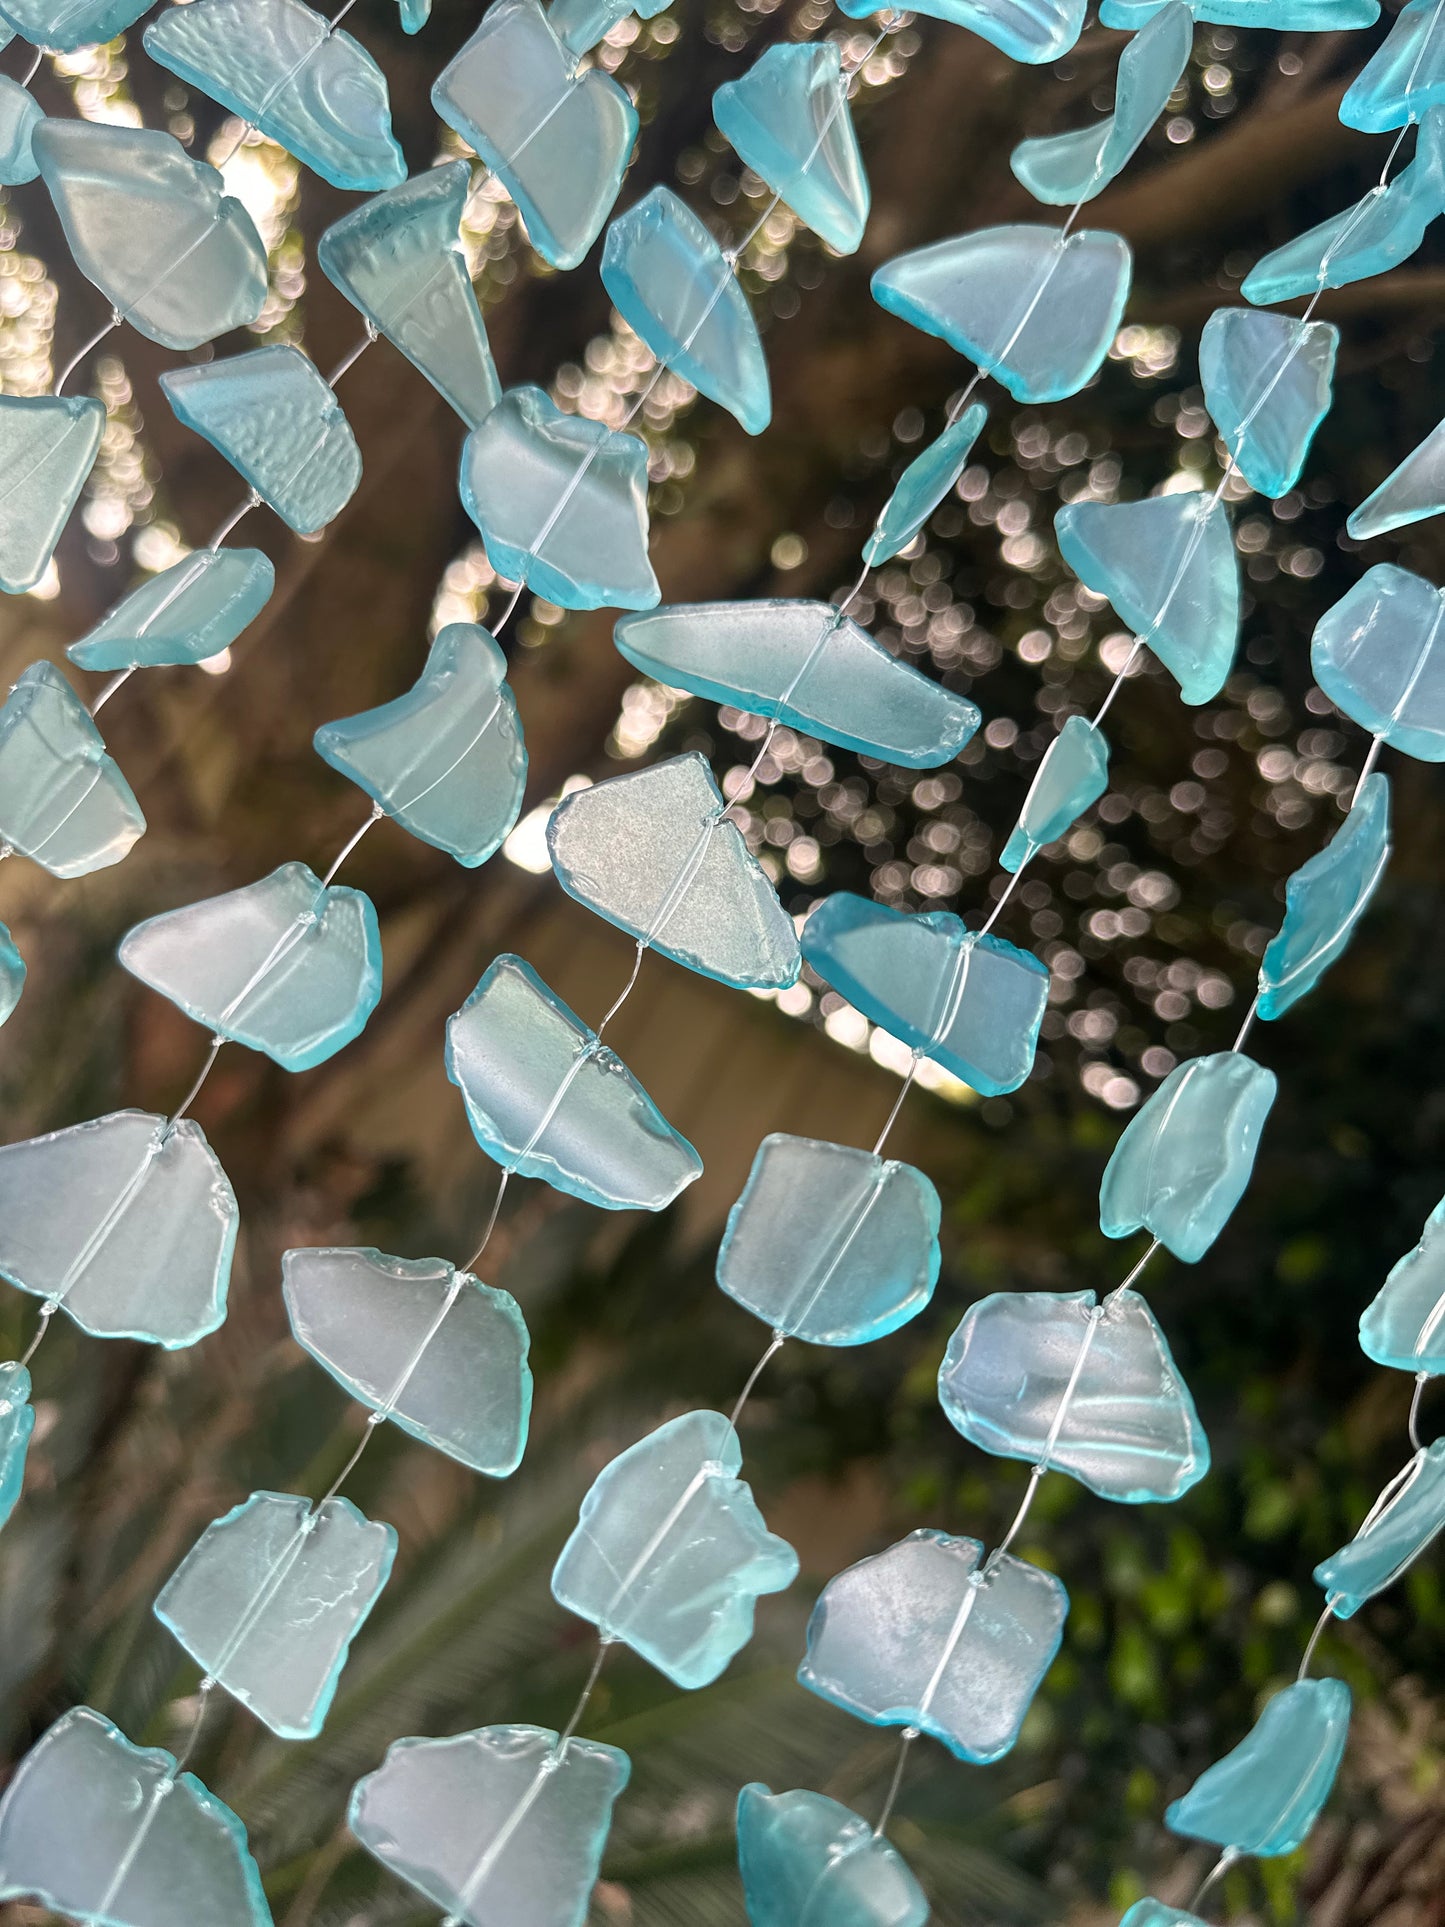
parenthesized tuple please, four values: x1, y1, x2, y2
(0, 0, 152, 51)
(864, 404, 988, 567)
(1001, 714, 1109, 871)
(1200, 307, 1336, 499)
(0, 922, 23, 1027)
(68, 549, 274, 672)
(737, 1784, 929, 1927)
(0, 78, 39, 185)
(1101, 0, 1375, 25)
(1361, 1196, 1445, 1373)
(836, 0, 1085, 60)
(1349, 414, 1445, 539)
(1315, 1440, 1445, 1616)
(1166, 1678, 1351, 1856)
(713, 42, 869, 255)
(0, 394, 103, 595)
(0, 1363, 33, 1533)
(1312, 564, 1445, 757)
(1259, 773, 1390, 1019)
(1342, 0, 1445, 131)
(0, 661, 143, 877)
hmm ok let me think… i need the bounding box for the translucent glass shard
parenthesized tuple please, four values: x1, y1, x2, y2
(1315, 1441, 1445, 1617)
(736, 1784, 929, 1927)
(0, 0, 153, 51)
(1200, 307, 1336, 499)
(1311, 564, 1445, 759)
(67, 549, 275, 672)
(1360, 1196, 1445, 1373)
(836, 0, 1086, 62)
(1341, 0, 1445, 131)
(864, 404, 988, 567)
(1001, 714, 1109, 871)
(0, 77, 40, 185)
(0, 1362, 33, 1533)
(1165, 1678, 1351, 1856)
(0, 921, 23, 1028)
(399, 0, 428, 26)
(0, 394, 103, 595)
(1119, 1905, 1207, 1927)
(713, 42, 870, 255)
(1101, 0, 1375, 24)
(1258, 773, 1390, 1020)
(1349, 415, 1445, 540)
(0, 661, 144, 878)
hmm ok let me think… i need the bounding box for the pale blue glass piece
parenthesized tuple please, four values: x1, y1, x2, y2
(1311, 564, 1445, 759)
(1011, 2, 1191, 206)
(798, 1528, 1067, 1763)
(836, 0, 1085, 62)
(0, 0, 152, 51)
(1166, 1678, 1351, 1856)
(317, 161, 501, 432)
(938, 1287, 1209, 1502)
(1119, 1904, 1207, 1927)
(399, 0, 429, 28)
(118, 862, 383, 1072)
(801, 892, 1048, 1096)
(68, 549, 274, 672)
(0, 77, 40, 185)
(601, 188, 770, 435)
(1360, 1196, 1445, 1373)
(1200, 307, 1337, 499)
(548, 0, 668, 57)
(1349, 415, 1445, 540)
(1001, 714, 1109, 871)
(0, 661, 144, 877)
(282, 1245, 532, 1476)
(1259, 773, 1390, 1020)
(432, 0, 637, 271)
(1055, 492, 1239, 704)
(1100, 0, 1375, 25)
(314, 623, 525, 867)
(0, 1363, 34, 1533)
(864, 404, 988, 567)
(0, 921, 23, 1027)
(547, 753, 801, 989)
(1342, 0, 1445, 131)
(736, 1784, 929, 1927)
(156, 1490, 397, 1740)
(144, 0, 404, 193)
(1100, 1052, 1277, 1263)
(161, 346, 361, 537)
(717, 1133, 940, 1346)
(872, 226, 1132, 404)
(713, 42, 870, 256)
(552, 1408, 798, 1688)
(445, 953, 702, 1211)
(1315, 1440, 1445, 1617)
(0, 394, 103, 595)
(351, 1723, 630, 1927)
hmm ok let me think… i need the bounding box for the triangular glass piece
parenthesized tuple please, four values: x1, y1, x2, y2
(317, 161, 501, 431)
(863, 403, 988, 567)
(1360, 1195, 1445, 1373)
(161, 346, 361, 536)
(282, 1245, 532, 1476)
(1199, 307, 1336, 499)
(872, 225, 1132, 403)
(0, 920, 24, 1027)
(0, 394, 104, 595)
(801, 892, 1048, 1095)
(0, 0, 151, 51)
(1349, 414, 1445, 539)
(601, 187, 770, 435)
(0, 1362, 34, 1533)
(144, 0, 404, 192)
(1311, 563, 1445, 759)
(68, 549, 274, 672)
(1258, 772, 1390, 1020)
(118, 861, 383, 1071)
(0, 661, 144, 878)
(736, 1785, 929, 1927)
(547, 0, 668, 56)
(614, 600, 979, 768)
(0, 76, 41, 186)
(1001, 713, 1109, 870)
(547, 753, 801, 989)
(836, 0, 1086, 61)
(1315, 1440, 1445, 1617)
(1055, 491, 1239, 704)
(1165, 1678, 1351, 1856)
(712, 42, 870, 255)
(552, 1408, 799, 1688)
(1101, 0, 1375, 24)
(314, 623, 526, 867)
(1342, 0, 1445, 131)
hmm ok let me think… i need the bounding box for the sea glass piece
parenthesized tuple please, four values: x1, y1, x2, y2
(1312, 564, 1445, 758)
(614, 600, 980, 767)
(1315, 1440, 1445, 1617)
(350, 1723, 629, 1927)
(1100, 1052, 1277, 1263)
(1119, 1905, 1208, 1927)
(1166, 1678, 1351, 1856)
(445, 953, 702, 1211)
(836, 0, 1086, 61)
(1001, 714, 1109, 870)
(712, 42, 870, 255)
(1055, 491, 1239, 704)
(601, 187, 770, 434)
(118, 862, 383, 1072)
(872, 226, 1132, 404)
(144, 0, 404, 193)
(801, 892, 1048, 1096)
(0, 661, 144, 877)
(0, 1363, 33, 1533)
(0, 77, 40, 185)
(1258, 772, 1390, 1020)
(547, 753, 801, 989)
(717, 1134, 941, 1346)
(161, 346, 361, 536)
(1342, 0, 1445, 131)
(432, 0, 637, 271)
(0, 394, 104, 595)
(1360, 1196, 1445, 1373)
(1200, 307, 1337, 499)
(0, 921, 23, 1027)
(0, 1707, 271, 1927)
(1010, 2, 1191, 206)
(736, 1784, 929, 1927)
(1101, 0, 1375, 24)
(1349, 414, 1445, 539)
(67, 549, 274, 672)
(317, 161, 500, 431)
(399, 0, 429, 25)
(863, 404, 989, 567)
(314, 623, 525, 867)
(155, 1490, 396, 1739)
(798, 1528, 1067, 1762)
(282, 1246, 531, 1476)
(0, 0, 153, 49)
(938, 1288, 1209, 1502)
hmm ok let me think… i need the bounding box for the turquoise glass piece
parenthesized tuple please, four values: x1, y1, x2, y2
(460, 387, 657, 612)
(712, 42, 870, 255)
(0, 77, 40, 185)
(736, 1784, 929, 1927)
(1102, 0, 1374, 24)
(717, 1133, 941, 1346)
(1200, 307, 1337, 499)
(156, 1490, 397, 1740)
(1349, 414, 1445, 540)
(0, 1706, 271, 1927)
(864, 404, 988, 567)
(282, 1245, 532, 1476)
(601, 188, 770, 435)
(615, 599, 979, 768)
(68, 549, 274, 672)
(1001, 714, 1110, 870)
(1311, 564, 1445, 759)
(872, 226, 1132, 404)
(1342, 0, 1445, 131)
(399, 0, 429, 28)
(938, 1287, 1209, 1502)
(351, 1724, 630, 1927)
(432, 0, 637, 271)
(1360, 1196, 1445, 1373)
(0, 921, 23, 1027)
(1119, 1905, 1208, 1927)
(0, 1362, 33, 1533)
(0, 661, 144, 878)
(0, 394, 103, 595)
(1100, 1052, 1277, 1263)
(0, 0, 152, 51)
(798, 1529, 1068, 1763)
(1315, 1440, 1445, 1617)
(314, 623, 526, 867)
(1055, 492, 1239, 704)
(547, 753, 801, 989)
(144, 0, 404, 193)
(445, 953, 702, 1211)
(1011, 2, 1191, 206)
(317, 161, 501, 432)
(548, 0, 668, 56)
(161, 346, 361, 537)
(118, 862, 383, 1072)
(1166, 1679, 1351, 1856)
(1259, 773, 1390, 1020)
(836, 0, 1085, 62)
(801, 892, 1048, 1096)
(552, 1408, 798, 1688)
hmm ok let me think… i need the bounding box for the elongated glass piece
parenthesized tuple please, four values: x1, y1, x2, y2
(0, 661, 144, 878)
(68, 549, 274, 671)
(0, 0, 152, 49)
(1165, 1679, 1351, 1856)
(1001, 714, 1109, 870)
(1349, 413, 1445, 540)
(399, 0, 429, 28)
(0, 77, 40, 185)
(0, 1362, 33, 1533)
(0, 394, 104, 595)
(736, 1784, 929, 1927)
(713, 42, 869, 255)
(1200, 308, 1337, 499)
(1341, 0, 1445, 131)
(1258, 773, 1390, 1020)
(1360, 1195, 1445, 1373)
(864, 404, 988, 567)
(1311, 564, 1445, 759)
(1315, 1441, 1445, 1617)
(0, 922, 22, 1028)
(836, 0, 1086, 61)
(1101, 0, 1375, 24)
